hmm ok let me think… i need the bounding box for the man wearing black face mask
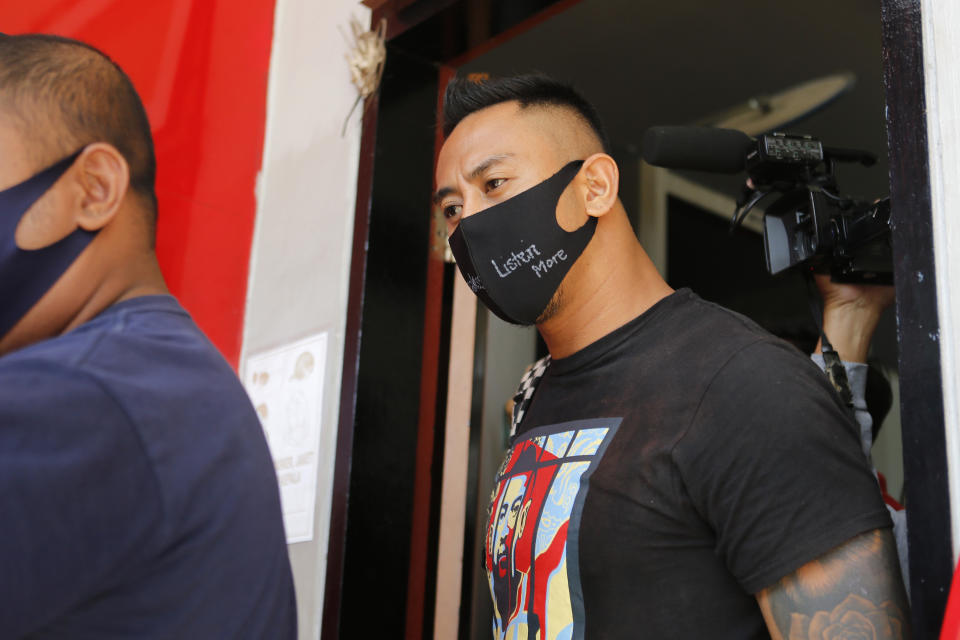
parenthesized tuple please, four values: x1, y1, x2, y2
(0, 35, 295, 638)
(435, 75, 909, 639)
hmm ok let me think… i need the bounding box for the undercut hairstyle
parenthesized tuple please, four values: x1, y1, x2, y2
(442, 73, 611, 154)
(0, 34, 158, 228)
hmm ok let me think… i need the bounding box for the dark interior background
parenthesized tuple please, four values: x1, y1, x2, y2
(458, 0, 889, 201)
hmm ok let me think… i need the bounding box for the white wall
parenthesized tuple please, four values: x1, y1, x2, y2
(241, 0, 368, 637)
(922, 0, 960, 561)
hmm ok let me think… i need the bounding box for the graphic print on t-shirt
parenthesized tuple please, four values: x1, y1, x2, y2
(485, 418, 621, 640)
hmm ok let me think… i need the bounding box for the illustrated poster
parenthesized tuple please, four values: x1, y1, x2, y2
(244, 332, 328, 543)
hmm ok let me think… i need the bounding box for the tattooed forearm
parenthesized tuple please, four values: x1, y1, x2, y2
(756, 529, 911, 640)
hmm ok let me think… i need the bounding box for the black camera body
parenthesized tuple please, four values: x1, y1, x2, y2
(762, 189, 891, 282)
(747, 132, 892, 284)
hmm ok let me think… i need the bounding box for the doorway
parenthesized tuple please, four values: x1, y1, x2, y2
(328, 1, 951, 637)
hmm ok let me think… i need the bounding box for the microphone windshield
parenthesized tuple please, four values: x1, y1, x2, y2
(642, 126, 754, 174)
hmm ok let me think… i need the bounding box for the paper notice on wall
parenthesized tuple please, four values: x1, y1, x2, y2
(244, 332, 328, 544)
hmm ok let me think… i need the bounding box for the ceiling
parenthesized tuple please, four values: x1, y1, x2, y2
(459, 0, 889, 201)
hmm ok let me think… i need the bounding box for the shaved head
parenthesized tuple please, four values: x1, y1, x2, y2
(520, 104, 605, 162)
(0, 34, 157, 225)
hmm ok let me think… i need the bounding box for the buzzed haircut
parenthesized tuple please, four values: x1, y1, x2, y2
(0, 34, 158, 226)
(442, 73, 611, 154)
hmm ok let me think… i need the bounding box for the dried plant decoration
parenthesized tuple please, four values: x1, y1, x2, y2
(342, 16, 387, 135)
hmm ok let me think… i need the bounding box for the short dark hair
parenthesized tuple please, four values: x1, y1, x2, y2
(442, 73, 611, 153)
(0, 34, 158, 227)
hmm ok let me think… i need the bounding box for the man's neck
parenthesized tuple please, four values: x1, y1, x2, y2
(0, 248, 169, 357)
(64, 252, 169, 334)
(538, 241, 673, 359)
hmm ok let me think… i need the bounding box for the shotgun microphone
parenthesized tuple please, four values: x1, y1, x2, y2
(641, 126, 754, 174)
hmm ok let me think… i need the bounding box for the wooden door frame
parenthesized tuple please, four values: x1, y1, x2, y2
(323, 4, 588, 639)
(880, 1, 952, 636)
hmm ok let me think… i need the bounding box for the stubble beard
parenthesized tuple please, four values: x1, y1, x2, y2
(535, 282, 565, 325)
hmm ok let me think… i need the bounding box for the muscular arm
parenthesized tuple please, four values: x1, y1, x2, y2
(757, 528, 910, 640)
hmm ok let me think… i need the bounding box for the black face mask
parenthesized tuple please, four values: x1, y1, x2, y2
(447, 160, 595, 325)
(0, 149, 93, 338)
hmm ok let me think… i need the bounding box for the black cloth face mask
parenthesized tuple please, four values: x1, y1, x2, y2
(447, 160, 595, 325)
(0, 149, 94, 338)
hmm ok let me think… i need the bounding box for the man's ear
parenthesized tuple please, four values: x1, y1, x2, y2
(73, 143, 129, 231)
(579, 153, 619, 217)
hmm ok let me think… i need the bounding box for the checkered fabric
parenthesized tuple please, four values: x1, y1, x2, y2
(509, 355, 552, 438)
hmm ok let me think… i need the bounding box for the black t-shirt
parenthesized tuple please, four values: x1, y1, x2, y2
(484, 289, 891, 639)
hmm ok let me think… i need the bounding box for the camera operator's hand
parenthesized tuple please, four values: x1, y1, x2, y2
(814, 273, 895, 363)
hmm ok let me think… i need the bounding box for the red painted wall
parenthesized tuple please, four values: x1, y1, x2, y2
(2, 0, 276, 367)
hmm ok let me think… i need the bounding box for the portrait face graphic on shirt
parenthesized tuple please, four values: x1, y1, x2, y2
(493, 477, 528, 577)
(485, 420, 621, 640)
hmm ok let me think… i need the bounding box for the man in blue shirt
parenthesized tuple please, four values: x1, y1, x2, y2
(0, 34, 296, 638)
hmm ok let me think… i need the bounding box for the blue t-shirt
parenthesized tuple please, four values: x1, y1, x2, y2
(0, 295, 296, 639)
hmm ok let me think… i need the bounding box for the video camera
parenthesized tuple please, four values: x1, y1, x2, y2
(642, 126, 892, 284)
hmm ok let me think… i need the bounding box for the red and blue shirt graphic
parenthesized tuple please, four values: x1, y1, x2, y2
(485, 418, 621, 640)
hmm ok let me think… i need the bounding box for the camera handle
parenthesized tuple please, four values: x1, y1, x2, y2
(730, 185, 770, 231)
